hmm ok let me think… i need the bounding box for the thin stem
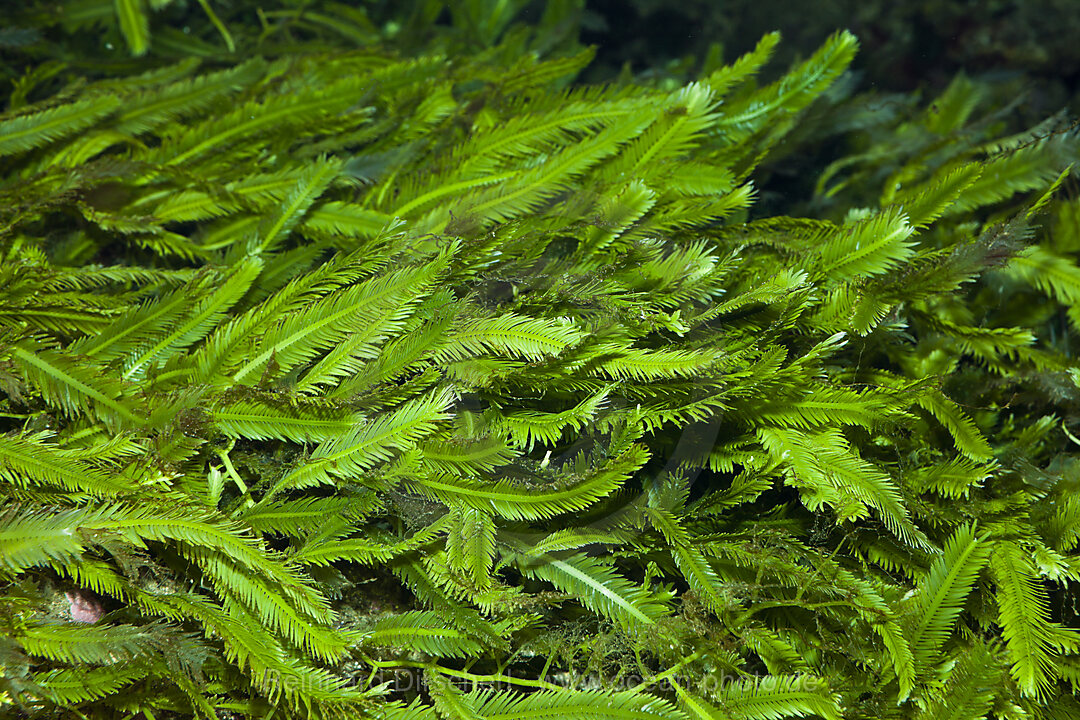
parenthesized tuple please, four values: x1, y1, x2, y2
(359, 655, 564, 692)
(627, 650, 703, 694)
(216, 440, 254, 508)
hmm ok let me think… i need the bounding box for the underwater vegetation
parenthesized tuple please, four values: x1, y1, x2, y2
(2, 1, 1080, 718)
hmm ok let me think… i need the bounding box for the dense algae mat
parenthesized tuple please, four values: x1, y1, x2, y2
(2, 3, 1080, 718)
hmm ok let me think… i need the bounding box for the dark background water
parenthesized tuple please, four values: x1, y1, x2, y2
(578, 0, 1080, 120)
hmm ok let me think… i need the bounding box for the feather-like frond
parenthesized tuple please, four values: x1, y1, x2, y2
(817, 206, 917, 281)
(473, 688, 687, 720)
(266, 385, 458, 496)
(518, 551, 670, 630)
(904, 524, 991, 690)
(445, 506, 497, 589)
(991, 540, 1065, 699)
(914, 389, 994, 461)
(714, 674, 842, 720)
(29, 665, 148, 705)
(758, 426, 931, 550)
(0, 505, 91, 572)
(362, 610, 483, 659)
(647, 507, 732, 616)
(0, 94, 121, 156)
(8, 342, 142, 428)
(406, 442, 646, 521)
(0, 432, 130, 496)
(230, 254, 448, 384)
